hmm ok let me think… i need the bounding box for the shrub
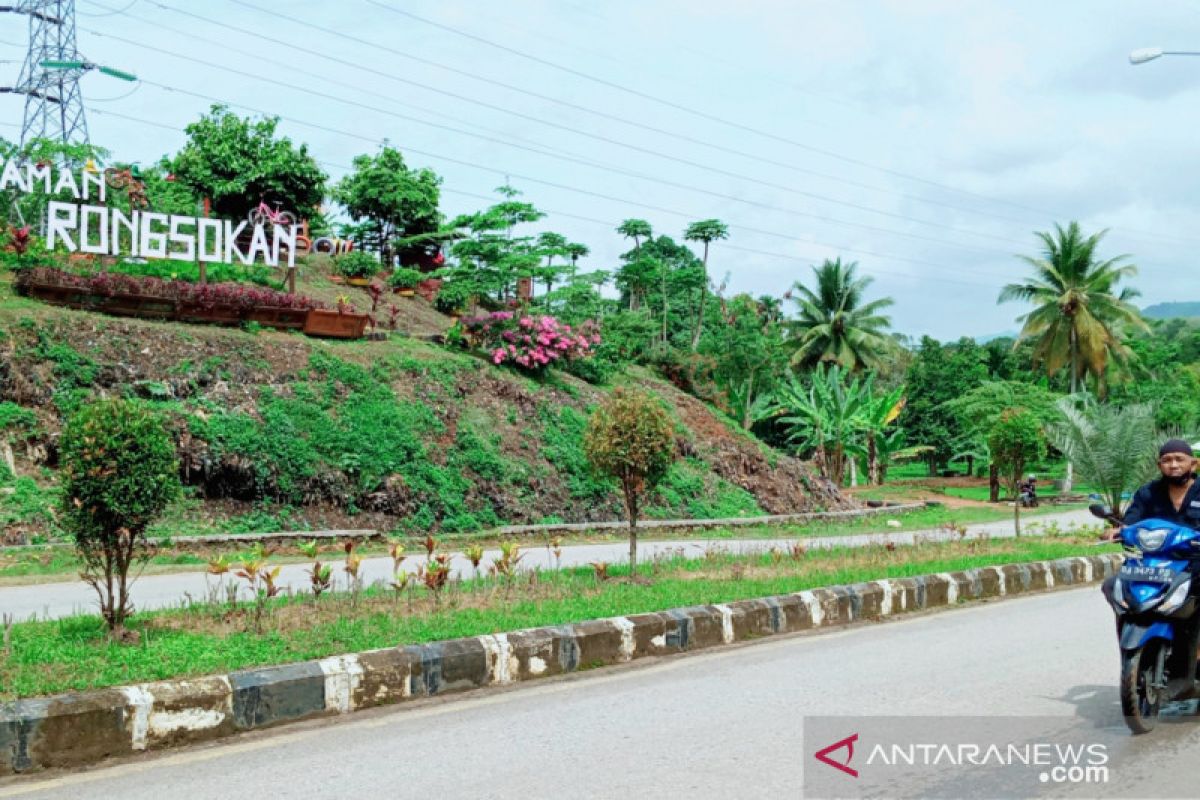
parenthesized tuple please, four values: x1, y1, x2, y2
(59, 399, 180, 638)
(334, 251, 380, 279)
(434, 280, 471, 313)
(462, 311, 600, 373)
(583, 387, 676, 575)
(388, 267, 423, 289)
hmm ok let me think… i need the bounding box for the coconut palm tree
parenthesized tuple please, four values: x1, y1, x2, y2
(786, 258, 895, 371)
(999, 221, 1149, 489)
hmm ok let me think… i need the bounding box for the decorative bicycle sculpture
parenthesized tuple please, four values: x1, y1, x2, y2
(247, 200, 297, 228)
(104, 166, 149, 210)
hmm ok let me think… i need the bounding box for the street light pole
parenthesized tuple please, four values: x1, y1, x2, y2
(1129, 47, 1200, 65)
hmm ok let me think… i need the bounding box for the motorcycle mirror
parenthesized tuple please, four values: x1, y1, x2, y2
(1088, 503, 1112, 520)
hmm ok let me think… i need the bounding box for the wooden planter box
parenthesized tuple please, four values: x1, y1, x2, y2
(95, 293, 176, 321)
(345, 277, 371, 287)
(177, 303, 243, 325)
(304, 308, 369, 339)
(247, 307, 310, 329)
(393, 287, 416, 297)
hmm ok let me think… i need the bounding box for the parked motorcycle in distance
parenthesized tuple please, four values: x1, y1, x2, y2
(1092, 503, 1200, 733)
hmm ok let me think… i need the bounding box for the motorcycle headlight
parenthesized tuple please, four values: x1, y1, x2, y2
(1137, 529, 1169, 552)
(1159, 579, 1192, 614)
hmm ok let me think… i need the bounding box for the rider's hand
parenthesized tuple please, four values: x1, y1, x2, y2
(1101, 527, 1122, 542)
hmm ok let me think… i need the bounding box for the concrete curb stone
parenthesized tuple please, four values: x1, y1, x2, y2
(0, 554, 1122, 777)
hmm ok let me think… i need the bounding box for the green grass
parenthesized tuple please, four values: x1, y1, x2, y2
(0, 534, 1116, 699)
(0, 501, 1090, 584)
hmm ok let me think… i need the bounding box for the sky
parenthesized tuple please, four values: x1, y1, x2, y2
(2, 0, 1199, 340)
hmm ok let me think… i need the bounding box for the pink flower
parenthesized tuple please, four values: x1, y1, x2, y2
(519, 316, 533, 329)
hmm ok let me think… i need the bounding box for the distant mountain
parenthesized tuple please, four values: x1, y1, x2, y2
(1143, 302, 1200, 320)
(975, 330, 1019, 344)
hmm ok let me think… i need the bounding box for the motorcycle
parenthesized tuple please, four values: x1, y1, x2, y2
(1092, 504, 1200, 734)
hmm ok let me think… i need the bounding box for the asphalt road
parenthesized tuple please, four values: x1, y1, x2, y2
(6, 579, 1198, 799)
(0, 509, 1095, 621)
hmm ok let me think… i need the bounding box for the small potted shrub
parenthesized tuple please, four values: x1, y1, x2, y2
(434, 280, 470, 318)
(389, 267, 422, 297)
(334, 251, 380, 286)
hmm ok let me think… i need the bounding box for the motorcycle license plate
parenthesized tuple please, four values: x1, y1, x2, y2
(1119, 564, 1175, 583)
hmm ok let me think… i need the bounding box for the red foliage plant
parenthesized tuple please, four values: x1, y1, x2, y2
(17, 266, 325, 311)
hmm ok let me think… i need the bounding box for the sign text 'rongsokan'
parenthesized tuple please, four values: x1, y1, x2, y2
(1, 160, 300, 268)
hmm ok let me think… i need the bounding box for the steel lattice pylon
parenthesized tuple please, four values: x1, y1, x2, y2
(6, 0, 88, 145)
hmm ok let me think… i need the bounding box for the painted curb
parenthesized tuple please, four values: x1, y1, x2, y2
(0, 553, 1119, 776)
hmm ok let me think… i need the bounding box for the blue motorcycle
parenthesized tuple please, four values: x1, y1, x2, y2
(1092, 504, 1200, 734)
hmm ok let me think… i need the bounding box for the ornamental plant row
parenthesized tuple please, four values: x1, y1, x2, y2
(16, 266, 326, 312)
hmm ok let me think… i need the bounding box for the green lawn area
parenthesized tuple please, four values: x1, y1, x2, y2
(0, 532, 1117, 700)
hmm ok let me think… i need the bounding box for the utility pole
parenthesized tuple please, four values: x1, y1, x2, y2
(1, 1, 90, 145)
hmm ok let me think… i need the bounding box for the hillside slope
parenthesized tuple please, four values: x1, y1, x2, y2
(0, 275, 849, 541)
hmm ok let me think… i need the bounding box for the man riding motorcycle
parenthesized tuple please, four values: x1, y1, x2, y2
(1107, 439, 1200, 538)
(1098, 439, 1200, 732)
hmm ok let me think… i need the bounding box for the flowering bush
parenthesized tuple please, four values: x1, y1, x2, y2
(16, 267, 325, 311)
(460, 311, 600, 372)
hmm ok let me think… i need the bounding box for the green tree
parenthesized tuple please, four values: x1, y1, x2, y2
(170, 105, 325, 220)
(584, 387, 676, 576)
(535, 231, 568, 295)
(786, 258, 894, 371)
(987, 408, 1045, 535)
(901, 337, 990, 475)
(999, 221, 1149, 488)
(1046, 398, 1160, 517)
(1107, 320, 1200, 431)
(683, 219, 729, 351)
(706, 293, 789, 429)
(334, 145, 441, 268)
(446, 184, 546, 305)
(59, 400, 180, 638)
(616, 219, 654, 312)
(943, 380, 1063, 500)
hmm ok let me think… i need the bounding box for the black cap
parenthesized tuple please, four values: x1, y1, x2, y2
(1159, 439, 1195, 458)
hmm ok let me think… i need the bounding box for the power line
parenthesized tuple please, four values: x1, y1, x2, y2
(77, 0, 135, 15)
(86, 104, 1019, 292)
(100, 1, 1038, 252)
(91, 1, 1200, 267)
(365, 0, 1200, 250)
(77, 23, 1048, 267)
(208, 0, 1052, 235)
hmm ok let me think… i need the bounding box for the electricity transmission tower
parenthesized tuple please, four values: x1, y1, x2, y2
(1, 1, 90, 145)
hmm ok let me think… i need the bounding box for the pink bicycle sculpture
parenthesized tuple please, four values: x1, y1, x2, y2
(247, 200, 297, 228)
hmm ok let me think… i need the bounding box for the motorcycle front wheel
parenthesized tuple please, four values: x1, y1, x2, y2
(1120, 641, 1163, 734)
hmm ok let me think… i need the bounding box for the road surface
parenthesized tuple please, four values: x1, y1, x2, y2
(0, 509, 1095, 621)
(2, 580, 1194, 798)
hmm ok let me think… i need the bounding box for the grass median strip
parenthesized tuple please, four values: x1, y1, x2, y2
(0, 502, 1086, 585)
(0, 533, 1117, 700)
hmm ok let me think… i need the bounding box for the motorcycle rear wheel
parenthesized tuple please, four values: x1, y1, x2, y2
(1120, 642, 1163, 734)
